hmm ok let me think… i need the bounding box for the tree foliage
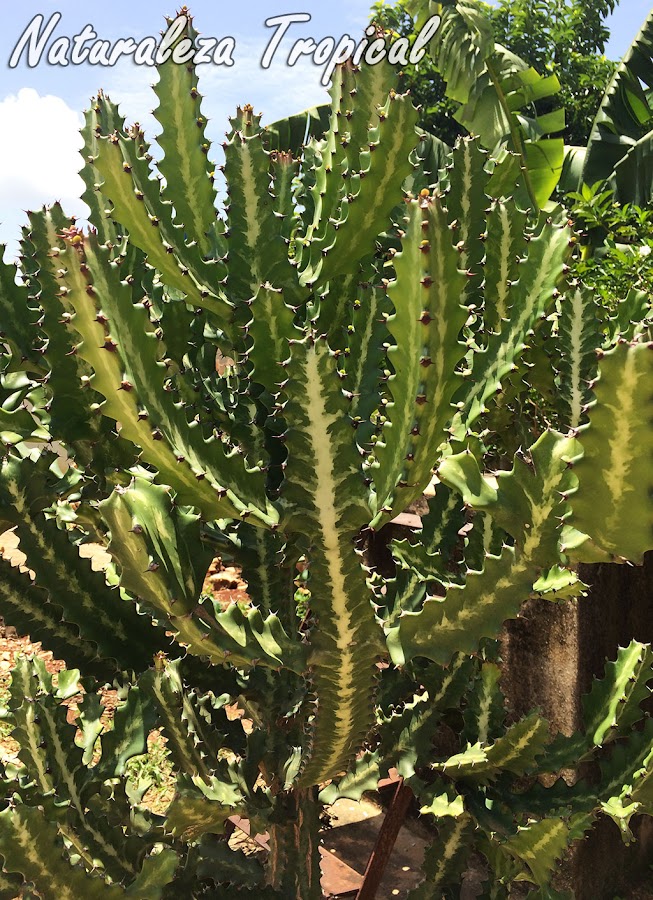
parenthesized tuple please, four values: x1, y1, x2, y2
(372, 0, 617, 144)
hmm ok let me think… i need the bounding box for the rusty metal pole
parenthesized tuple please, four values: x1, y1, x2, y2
(355, 779, 414, 900)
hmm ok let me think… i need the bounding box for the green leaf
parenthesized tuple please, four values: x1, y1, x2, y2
(555, 285, 602, 429)
(125, 850, 178, 898)
(96, 685, 155, 780)
(345, 283, 392, 442)
(379, 692, 444, 781)
(265, 103, 331, 153)
(79, 93, 127, 246)
(140, 661, 215, 782)
(445, 137, 493, 312)
(245, 284, 298, 395)
(463, 662, 504, 745)
(0, 558, 113, 680)
(302, 91, 419, 290)
(546, 640, 653, 770)
(0, 246, 42, 377)
(279, 336, 381, 784)
(444, 431, 579, 563)
(0, 801, 124, 898)
(417, 783, 465, 819)
(583, 9, 653, 198)
(22, 208, 127, 466)
(196, 840, 265, 888)
(454, 213, 572, 431)
(433, 713, 549, 782)
(224, 107, 303, 307)
(0, 868, 24, 900)
(0, 453, 168, 672)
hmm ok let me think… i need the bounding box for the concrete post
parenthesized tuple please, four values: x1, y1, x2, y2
(502, 552, 653, 897)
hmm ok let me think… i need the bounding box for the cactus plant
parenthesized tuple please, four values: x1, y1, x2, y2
(0, 9, 651, 898)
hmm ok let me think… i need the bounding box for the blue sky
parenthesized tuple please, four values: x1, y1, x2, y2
(0, 0, 650, 253)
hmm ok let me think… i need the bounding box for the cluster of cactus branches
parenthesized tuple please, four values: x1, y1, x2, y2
(0, 9, 651, 898)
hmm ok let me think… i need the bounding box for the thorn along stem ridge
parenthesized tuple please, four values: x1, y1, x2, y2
(2, 27, 649, 898)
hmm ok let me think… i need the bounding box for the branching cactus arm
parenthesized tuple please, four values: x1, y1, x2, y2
(386, 431, 579, 666)
(153, 13, 219, 258)
(370, 187, 468, 524)
(100, 480, 303, 673)
(279, 335, 382, 784)
(567, 340, 653, 562)
(93, 113, 229, 323)
(53, 230, 277, 526)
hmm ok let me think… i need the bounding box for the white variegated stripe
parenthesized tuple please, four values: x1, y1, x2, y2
(96, 140, 207, 306)
(601, 349, 638, 539)
(238, 143, 263, 287)
(437, 456, 565, 633)
(482, 513, 495, 553)
(426, 816, 469, 889)
(0, 572, 94, 661)
(430, 653, 467, 707)
(487, 717, 542, 768)
(304, 345, 360, 775)
(516, 819, 567, 863)
(77, 256, 210, 491)
(352, 63, 392, 137)
(493, 202, 513, 324)
(41, 704, 136, 875)
(457, 142, 473, 273)
(429, 554, 520, 636)
(57, 823, 98, 872)
(602, 734, 653, 799)
(12, 820, 78, 900)
(565, 288, 587, 428)
(401, 571, 422, 604)
(475, 674, 494, 745)
(434, 492, 461, 547)
(165, 73, 211, 256)
(348, 103, 414, 245)
(62, 247, 268, 523)
(587, 643, 645, 743)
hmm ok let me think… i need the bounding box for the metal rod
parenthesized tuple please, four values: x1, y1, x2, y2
(356, 778, 413, 900)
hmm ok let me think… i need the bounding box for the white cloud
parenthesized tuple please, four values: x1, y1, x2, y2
(0, 88, 87, 254)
